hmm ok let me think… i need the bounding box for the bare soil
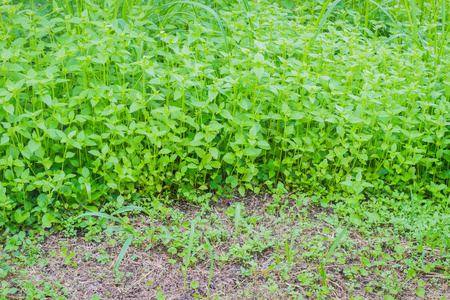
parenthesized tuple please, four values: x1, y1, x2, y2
(4, 195, 450, 299)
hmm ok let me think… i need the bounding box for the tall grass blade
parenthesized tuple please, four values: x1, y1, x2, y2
(104, 226, 134, 235)
(77, 212, 123, 224)
(437, 0, 449, 64)
(410, 186, 415, 220)
(185, 220, 196, 268)
(242, 0, 251, 12)
(241, 0, 254, 46)
(115, 205, 146, 214)
(325, 224, 349, 264)
(205, 236, 214, 298)
(160, 1, 229, 52)
(303, 0, 342, 62)
(114, 0, 122, 19)
(114, 235, 133, 269)
(407, 0, 425, 48)
(368, 0, 423, 48)
(181, 220, 196, 292)
(285, 238, 290, 264)
(234, 203, 241, 240)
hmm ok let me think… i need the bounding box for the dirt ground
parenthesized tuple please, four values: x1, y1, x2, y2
(3, 195, 450, 299)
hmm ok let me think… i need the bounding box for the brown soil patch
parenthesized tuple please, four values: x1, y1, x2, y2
(3, 195, 450, 299)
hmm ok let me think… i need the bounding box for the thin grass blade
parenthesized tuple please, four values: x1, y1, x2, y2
(408, 0, 425, 48)
(303, 0, 342, 61)
(184, 220, 196, 268)
(368, 0, 422, 48)
(234, 203, 241, 239)
(114, 235, 134, 269)
(104, 226, 132, 234)
(205, 236, 214, 297)
(77, 212, 123, 224)
(160, 1, 229, 52)
(285, 238, 290, 263)
(325, 224, 349, 264)
(115, 205, 146, 214)
(242, 0, 250, 12)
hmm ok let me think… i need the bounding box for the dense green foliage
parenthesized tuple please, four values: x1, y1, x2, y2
(0, 0, 450, 228)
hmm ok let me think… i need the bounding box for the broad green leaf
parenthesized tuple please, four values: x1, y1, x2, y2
(28, 140, 41, 154)
(3, 104, 14, 115)
(129, 102, 142, 113)
(42, 213, 56, 228)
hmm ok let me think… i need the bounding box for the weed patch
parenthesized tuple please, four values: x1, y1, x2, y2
(1, 0, 450, 228)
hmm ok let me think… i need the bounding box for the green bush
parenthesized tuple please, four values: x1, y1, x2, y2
(0, 0, 449, 228)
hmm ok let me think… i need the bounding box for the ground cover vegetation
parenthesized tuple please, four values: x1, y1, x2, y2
(1, 194, 450, 299)
(0, 0, 450, 228)
(1, 0, 450, 298)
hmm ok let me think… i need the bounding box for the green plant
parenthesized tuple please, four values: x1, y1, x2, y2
(1, 0, 450, 239)
(286, 230, 309, 272)
(234, 203, 241, 240)
(181, 220, 196, 292)
(95, 250, 109, 265)
(206, 237, 214, 298)
(192, 236, 216, 299)
(315, 224, 349, 287)
(302, 0, 343, 62)
(156, 291, 167, 300)
(78, 205, 152, 269)
(60, 246, 76, 267)
(190, 280, 199, 289)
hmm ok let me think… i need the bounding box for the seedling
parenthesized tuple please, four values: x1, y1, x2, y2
(315, 224, 349, 287)
(77, 205, 157, 269)
(181, 220, 196, 292)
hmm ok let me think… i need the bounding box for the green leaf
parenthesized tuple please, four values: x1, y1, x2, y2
(190, 281, 199, 289)
(42, 95, 52, 108)
(6, 63, 24, 72)
(101, 144, 109, 155)
(238, 186, 245, 197)
(257, 141, 271, 150)
(340, 180, 354, 187)
(325, 224, 349, 264)
(116, 195, 124, 208)
(220, 109, 233, 120)
(28, 139, 41, 154)
(185, 221, 196, 268)
(14, 210, 29, 224)
(77, 212, 124, 225)
(223, 153, 235, 164)
(42, 213, 56, 228)
(129, 102, 142, 113)
(254, 53, 264, 62)
(1, 134, 10, 145)
(88, 150, 101, 156)
(114, 235, 134, 270)
(3, 104, 14, 115)
(254, 67, 264, 81)
(4, 170, 13, 181)
(14, 160, 25, 167)
(82, 167, 89, 178)
(210, 148, 219, 159)
(208, 90, 218, 101)
(225, 176, 238, 188)
(415, 287, 425, 298)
